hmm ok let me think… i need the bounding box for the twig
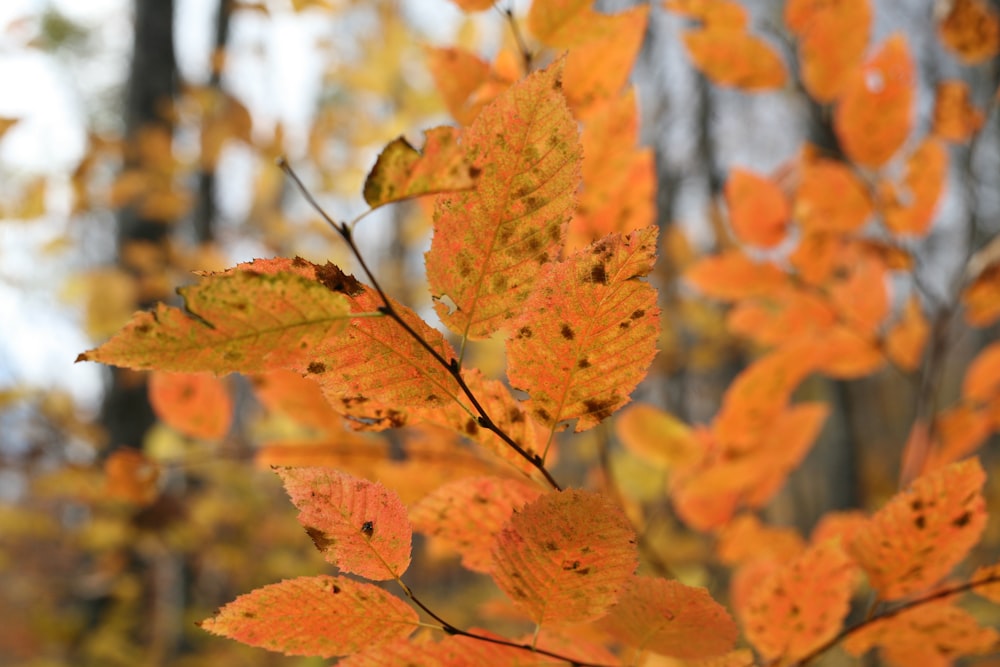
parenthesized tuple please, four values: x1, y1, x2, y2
(278, 158, 562, 491)
(502, 6, 533, 74)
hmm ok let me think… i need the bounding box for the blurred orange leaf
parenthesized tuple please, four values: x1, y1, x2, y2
(615, 403, 702, 469)
(885, 295, 928, 371)
(104, 449, 160, 505)
(933, 80, 985, 142)
(938, 0, 1000, 65)
(962, 262, 1000, 327)
(794, 159, 872, 234)
(834, 35, 915, 168)
(681, 28, 787, 91)
(962, 341, 1000, 403)
(787, 0, 872, 102)
(879, 138, 948, 237)
(491, 489, 638, 625)
(251, 369, 342, 432)
(276, 467, 412, 580)
(686, 250, 789, 301)
(725, 168, 790, 248)
(148, 371, 232, 441)
(849, 458, 987, 600)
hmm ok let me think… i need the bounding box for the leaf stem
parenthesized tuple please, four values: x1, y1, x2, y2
(501, 6, 533, 74)
(278, 158, 562, 491)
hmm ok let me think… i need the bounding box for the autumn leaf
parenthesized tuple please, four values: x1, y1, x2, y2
(938, 0, 1000, 65)
(686, 250, 788, 301)
(681, 28, 787, 91)
(962, 340, 1000, 403)
(104, 449, 159, 505)
(199, 575, 418, 657)
(148, 371, 232, 440)
(885, 295, 928, 371)
(827, 251, 889, 335)
(962, 262, 1000, 327)
(410, 476, 543, 573)
(922, 404, 993, 473)
(843, 599, 999, 667)
(793, 159, 872, 234)
(716, 514, 805, 567)
(250, 369, 343, 432)
(615, 403, 702, 470)
(491, 489, 638, 625)
(786, 0, 872, 102)
(449, 0, 494, 11)
(599, 575, 737, 659)
(426, 60, 582, 340)
(76, 270, 352, 374)
(741, 540, 857, 665)
(849, 458, 987, 600)
(363, 127, 476, 208)
(933, 80, 985, 142)
(506, 226, 660, 432)
(424, 47, 494, 125)
(834, 35, 915, 168)
(879, 138, 948, 236)
(725, 168, 789, 248)
(276, 467, 412, 580)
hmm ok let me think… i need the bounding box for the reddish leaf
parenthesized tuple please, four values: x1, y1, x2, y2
(938, 0, 1000, 65)
(786, 0, 872, 102)
(76, 270, 352, 373)
(276, 467, 412, 580)
(426, 60, 582, 340)
(686, 250, 789, 301)
(794, 159, 872, 234)
(491, 489, 638, 625)
(148, 371, 232, 440)
(507, 227, 660, 432)
(741, 541, 857, 664)
(843, 599, 999, 667)
(410, 476, 543, 573)
(879, 138, 948, 237)
(725, 168, 790, 248)
(726, 287, 837, 347)
(834, 35, 915, 168)
(199, 575, 418, 658)
(849, 458, 987, 600)
(615, 403, 702, 470)
(933, 80, 985, 142)
(363, 128, 476, 208)
(885, 295, 928, 372)
(962, 341, 1000, 403)
(599, 575, 737, 659)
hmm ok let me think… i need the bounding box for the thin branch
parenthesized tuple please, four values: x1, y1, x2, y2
(278, 158, 562, 491)
(395, 579, 616, 667)
(797, 573, 1000, 666)
(502, 6, 533, 74)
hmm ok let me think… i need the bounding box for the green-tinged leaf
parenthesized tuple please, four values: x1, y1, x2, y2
(363, 127, 476, 208)
(491, 489, 638, 625)
(76, 270, 351, 373)
(426, 59, 582, 340)
(848, 458, 987, 600)
(599, 575, 737, 659)
(410, 476, 543, 573)
(276, 467, 411, 580)
(199, 575, 418, 657)
(507, 226, 660, 432)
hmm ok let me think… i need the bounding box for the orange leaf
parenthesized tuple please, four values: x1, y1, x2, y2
(686, 250, 789, 301)
(599, 575, 738, 659)
(933, 80, 985, 142)
(810, 326, 885, 379)
(528, 0, 592, 48)
(491, 489, 638, 625)
(726, 287, 837, 347)
(790, 233, 845, 285)
(681, 28, 787, 91)
(255, 438, 388, 478)
(716, 514, 805, 567)
(507, 227, 660, 432)
(938, 0, 1000, 65)
(724, 168, 790, 248)
(794, 159, 872, 234)
(962, 262, 1000, 327)
(834, 35, 915, 168)
(843, 598, 999, 667)
(449, 0, 494, 11)
(424, 47, 494, 126)
(827, 251, 889, 335)
(251, 370, 343, 432)
(615, 403, 702, 469)
(849, 458, 987, 600)
(148, 371, 232, 441)
(426, 60, 582, 340)
(363, 127, 476, 208)
(76, 270, 352, 374)
(879, 138, 948, 237)
(787, 0, 872, 101)
(741, 540, 857, 664)
(923, 404, 993, 473)
(971, 562, 1000, 603)
(409, 476, 543, 573)
(665, 0, 748, 28)
(962, 341, 1000, 403)
(104, 449, 159, 505)
(885, 295, 928, 371)
(199, 575, 418, 657)
(276, 467, 412, 580)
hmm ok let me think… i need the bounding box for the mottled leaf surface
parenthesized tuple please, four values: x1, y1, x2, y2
(363, 127, 475, 208)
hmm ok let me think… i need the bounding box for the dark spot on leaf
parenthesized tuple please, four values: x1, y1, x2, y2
(954, 511, 971, 528)
(508, 407, 525, 423)
(575, 567, 591, 575)
(315, 263, 364, 296)
(307, 361, 326, 374)
(536, 251, 549, 264)
(630, 309, 645, 320)
(331, 583, 341, 594)
(242, 611, 256, 618)
(425, 394, 439, 404)
(305, 525, 334, 551)
(562, 560, 581, 570)
(517, 326, 533, 339)
(468, 165, 481, 179)
(544, 541, 559, 551)
(464, 418, 478, 435)
(361, 521, 374, 537)
(619, 321, 631, 329)
(911, 499, 924, 511)
(234, 302, 247, 311)
(590, 265, 607, 284)
(560, 324, 574, 340)
(583, 397, 617, 422)
(578, 358, 591, 369)
(535, 407, 551, 422)
(473, 494, 489, 504)
(135, 323, 151, 334)
(526, 236, 542, 252)
(914, 515, 926, 529)
(293, 256, 310, 267)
